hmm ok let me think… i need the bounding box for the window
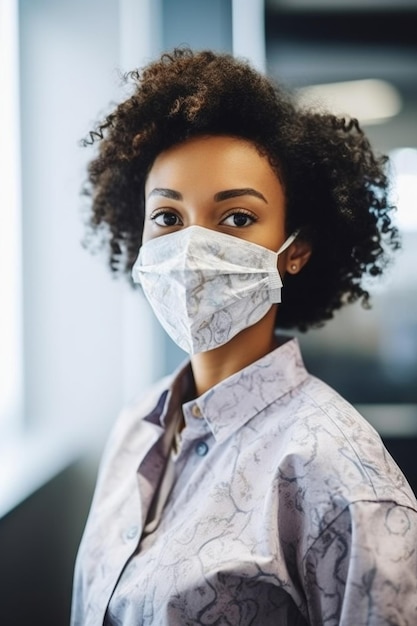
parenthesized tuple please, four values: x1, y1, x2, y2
(0, 0, 23, 439)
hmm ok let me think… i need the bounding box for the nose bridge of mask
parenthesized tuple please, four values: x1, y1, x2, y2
(181, 226, 213, 267)
(167, 226, 273, 273)
(133, 225, 298, 285)
(184, 226, 298, 271)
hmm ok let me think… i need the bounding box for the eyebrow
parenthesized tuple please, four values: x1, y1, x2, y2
(148, 187, 268, 203)
(148, 188, 183, 200)
(214, 188, 268, 203)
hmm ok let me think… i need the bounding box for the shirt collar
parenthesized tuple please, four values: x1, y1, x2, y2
(144, 338, 308, 444)
(186, 337, 308, 443)
(143, 358, 193, 428)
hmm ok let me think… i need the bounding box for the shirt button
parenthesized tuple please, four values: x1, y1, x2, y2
(126, 525, 138, 540)
(191, 404, 202, 418)
(195, 441, 208, 456)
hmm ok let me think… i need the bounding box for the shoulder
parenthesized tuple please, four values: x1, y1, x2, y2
(269, 374, 417, 571)
(273, 371, 417, 525)
(97, 374, 173, 471)
(302, 499, 417, 625)
(114, 374, 172, 434)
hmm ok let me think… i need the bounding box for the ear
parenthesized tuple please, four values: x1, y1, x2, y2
(285, 239, 312, 275)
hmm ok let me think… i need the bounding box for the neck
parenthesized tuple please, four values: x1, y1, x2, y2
(190, 307, 278, 396)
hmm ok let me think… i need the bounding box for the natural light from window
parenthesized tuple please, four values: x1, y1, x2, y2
(390, 148, 417, 233)
(0, 0, 23, 439)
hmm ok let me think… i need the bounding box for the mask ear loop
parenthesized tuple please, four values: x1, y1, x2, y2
(276, 230, 299, 256)
(268, 230, 300, 303)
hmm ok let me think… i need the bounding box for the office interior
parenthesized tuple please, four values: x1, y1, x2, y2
(0, 1, 416, 624)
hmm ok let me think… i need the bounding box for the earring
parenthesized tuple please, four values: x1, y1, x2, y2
(290, 264, 297, 272)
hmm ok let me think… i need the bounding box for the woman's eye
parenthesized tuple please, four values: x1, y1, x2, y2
(221, 211, 256, 228)
(151, 211, 182, 227)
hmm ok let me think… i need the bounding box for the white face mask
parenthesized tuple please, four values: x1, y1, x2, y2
(132, 226, 297, 354)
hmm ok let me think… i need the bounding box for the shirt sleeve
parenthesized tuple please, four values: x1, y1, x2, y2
(303, 500, 417, 626)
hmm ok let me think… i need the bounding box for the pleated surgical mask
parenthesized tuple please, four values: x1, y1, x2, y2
(132, 226, 297, 354)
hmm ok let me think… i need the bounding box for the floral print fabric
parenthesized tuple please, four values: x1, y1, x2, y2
(71, 339, 417, 625)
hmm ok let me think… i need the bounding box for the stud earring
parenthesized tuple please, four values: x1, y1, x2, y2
(291, 264, 297, 272)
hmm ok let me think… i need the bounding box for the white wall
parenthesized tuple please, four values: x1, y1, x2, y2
(18, 0, 235, 445)
(19, 0, 160, 443)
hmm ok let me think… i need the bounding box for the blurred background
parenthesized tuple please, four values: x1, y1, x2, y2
(0, 0, 416, 623)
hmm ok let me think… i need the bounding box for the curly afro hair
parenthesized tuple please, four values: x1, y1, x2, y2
(82, 48, 399, 331)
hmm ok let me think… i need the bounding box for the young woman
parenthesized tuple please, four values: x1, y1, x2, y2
(71, 49, 417, 626)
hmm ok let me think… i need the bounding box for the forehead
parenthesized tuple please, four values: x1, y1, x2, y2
(145, 135, 283, 197)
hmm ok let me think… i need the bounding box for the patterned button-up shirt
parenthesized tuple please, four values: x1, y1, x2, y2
(71, 338, 417, 625)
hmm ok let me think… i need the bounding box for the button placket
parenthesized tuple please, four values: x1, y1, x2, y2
(181, 401, 211, 459)
(125, 525, 139, 541)
(195, 441, 209, 456)
(191, 403, 202, 418)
